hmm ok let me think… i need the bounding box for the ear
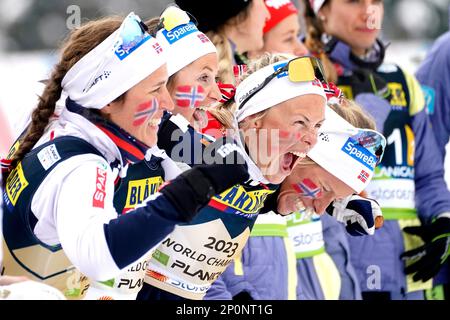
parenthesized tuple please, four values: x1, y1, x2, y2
(101, 100, 120, 115)
(318, 6, 329, 23)
(245, 113, 264, 129)
(102, 103, 113, 115)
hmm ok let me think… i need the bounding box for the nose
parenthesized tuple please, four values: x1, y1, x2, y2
(301, 127, 318, 148)
(159, 86, 174, 111)
(207, 82, 222, 104)
(294, 40, 309, 57)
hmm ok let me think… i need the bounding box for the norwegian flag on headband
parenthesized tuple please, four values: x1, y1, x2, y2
(175, 85, 206, 108)
(152, 42, 163, 54)
(217, 82, 236, 103)
(358, 170, 370, 183)
(322, 81, 344, 103)
(197, 33, 210, 43)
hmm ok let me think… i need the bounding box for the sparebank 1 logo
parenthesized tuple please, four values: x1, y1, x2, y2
(342, 138, 377, 171)
(162, 22, 198, 44)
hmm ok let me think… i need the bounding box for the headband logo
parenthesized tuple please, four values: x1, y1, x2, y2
(115, 34, 151, 61)
(342, 138, 377, 171)
(273, 62, 288, 79)
(162, 22, 197, 44)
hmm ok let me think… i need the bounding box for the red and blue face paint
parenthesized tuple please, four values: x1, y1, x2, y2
(293, 178, 323, 199)
(175, 85, 205, 108)
(133, 97, 158, 127)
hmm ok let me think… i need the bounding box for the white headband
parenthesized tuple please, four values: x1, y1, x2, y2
(309, 0, 326, 14)
(156, 7, 217, 77)
(234, 60, 326, 123)
(308, 106, 386, 193)
(62, 12, 166, 110)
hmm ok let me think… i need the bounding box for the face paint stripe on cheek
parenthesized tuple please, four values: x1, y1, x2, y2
(292, 178, 323, 199)
(279, 130, 303, 142)
(175, 85, 206, 108)
(132, 97, 158, 127)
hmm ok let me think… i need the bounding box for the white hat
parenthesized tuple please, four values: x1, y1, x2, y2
(234, 59, 327, 123)
(309, 0, 326, 14)
(62, 12, 166, 109)
(308, 106, 386, 193)
(156, 6, 217, 77)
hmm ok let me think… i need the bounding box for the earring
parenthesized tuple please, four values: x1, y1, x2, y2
(318, 15, 326, 22)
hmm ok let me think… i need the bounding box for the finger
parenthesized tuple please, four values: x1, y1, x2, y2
(400, 246, 426, 260)
(346, 223, 367, 236)
(404, 254, 429, 275)
(402, 226, 425, 238)
(0, 276, 28, 286)
(413, 262, 441, 282)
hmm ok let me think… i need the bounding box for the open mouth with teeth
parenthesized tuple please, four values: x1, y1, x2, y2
(280, 151, 306, 174)
(192, 106, 208, 129)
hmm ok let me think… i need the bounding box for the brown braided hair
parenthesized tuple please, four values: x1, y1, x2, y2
(301, 0, 337, 83)
(9, 17, 123, 171)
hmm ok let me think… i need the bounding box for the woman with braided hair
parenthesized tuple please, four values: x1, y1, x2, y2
(1, 12, 249, 299)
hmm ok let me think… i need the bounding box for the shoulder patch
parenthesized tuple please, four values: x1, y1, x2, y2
(37, 144, 61, 171)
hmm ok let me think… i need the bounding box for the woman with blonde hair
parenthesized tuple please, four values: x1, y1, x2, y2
(137, 52, 328, 300)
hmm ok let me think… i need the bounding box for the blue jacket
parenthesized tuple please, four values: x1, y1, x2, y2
(416, 31, 450, 158)
(328, 38, 450, 296)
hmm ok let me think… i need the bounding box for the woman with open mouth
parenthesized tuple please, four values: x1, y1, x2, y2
(137, 33, 328, 299)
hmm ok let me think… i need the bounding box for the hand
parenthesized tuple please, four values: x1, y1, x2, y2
(159, 137, 249, 221)
(326, 194, 384, 236)
(0, 275, 28, 286)
(400, 217, 450, 282)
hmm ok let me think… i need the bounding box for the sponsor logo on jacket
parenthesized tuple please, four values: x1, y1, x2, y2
(124, 176, 164, 211)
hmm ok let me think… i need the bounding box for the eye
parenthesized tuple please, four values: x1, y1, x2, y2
(284, 36, 295, 43)
(294, 120, 305, 126)
(149, 86, 162, 94)
(315, 122, 323, 129)
(198, 73, 211, 83)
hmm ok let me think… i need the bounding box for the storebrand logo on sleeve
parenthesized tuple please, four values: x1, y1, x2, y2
(93, 167, 107, 208)
(342, 138, 377, 171)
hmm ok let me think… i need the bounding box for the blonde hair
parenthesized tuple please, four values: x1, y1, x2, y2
(329, 98, 376, 130)
(237, 53, 295, 130)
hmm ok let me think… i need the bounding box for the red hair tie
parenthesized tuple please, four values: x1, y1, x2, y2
(217, 82, 236, 103)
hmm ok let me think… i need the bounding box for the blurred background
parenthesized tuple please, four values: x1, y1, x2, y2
(0, 0, 449, 167)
